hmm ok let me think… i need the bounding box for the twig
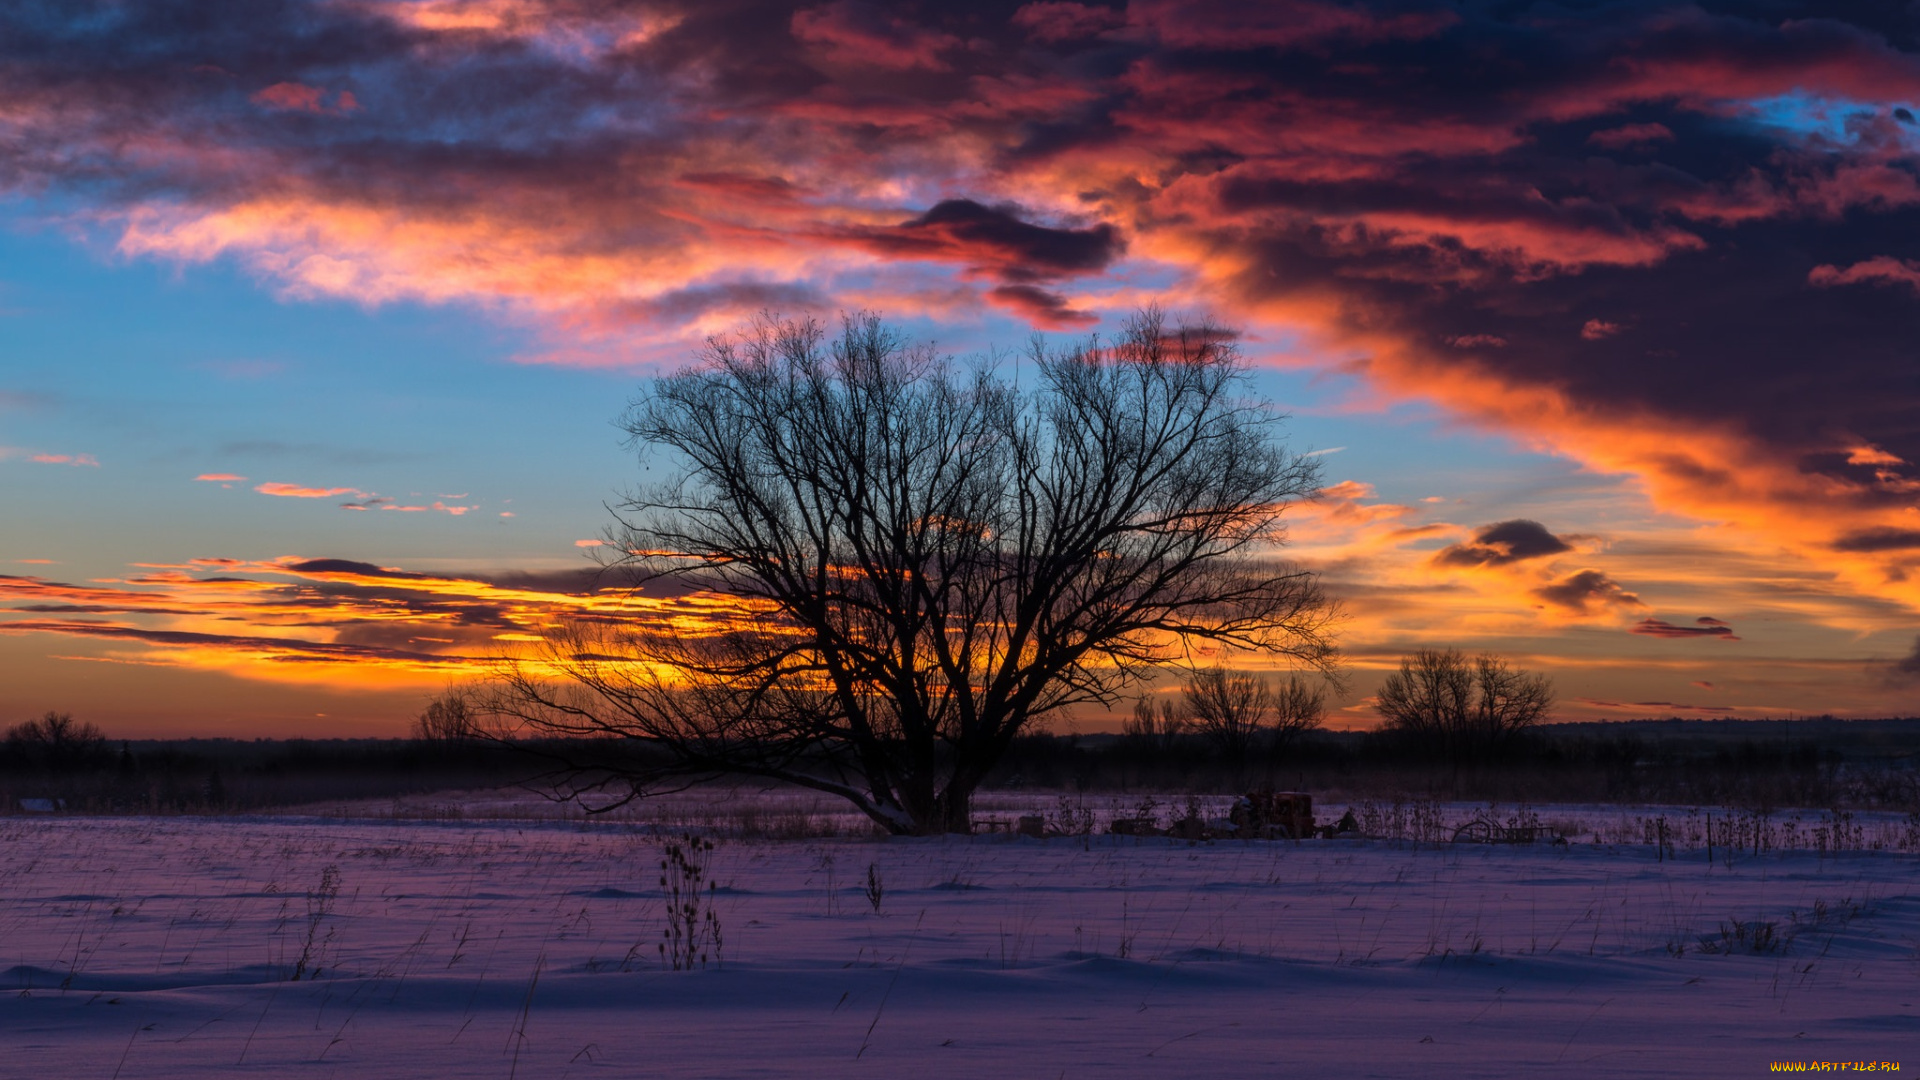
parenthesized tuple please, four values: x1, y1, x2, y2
(857, 910, 923, 1059)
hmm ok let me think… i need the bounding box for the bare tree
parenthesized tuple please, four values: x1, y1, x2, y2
(413, 691, 473, 744)
(1269, 673, 1327, 750)
(486, 308, 1338, 834)
(1123, 695, 1187, 753)
(1181, 667, 1273, 759)
(4, 711, 107, 771)
(1375, 649, 1551, 763)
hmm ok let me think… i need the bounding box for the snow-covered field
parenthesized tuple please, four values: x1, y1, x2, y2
(2, 803, 1914, 1078)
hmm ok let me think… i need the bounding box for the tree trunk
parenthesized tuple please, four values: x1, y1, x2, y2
(927, 782, 974, 835)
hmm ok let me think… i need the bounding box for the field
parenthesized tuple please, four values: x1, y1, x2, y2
(2, 793, 1914, 1078)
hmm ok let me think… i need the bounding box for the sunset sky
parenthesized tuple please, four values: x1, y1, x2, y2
(4, 0, 1919, 736)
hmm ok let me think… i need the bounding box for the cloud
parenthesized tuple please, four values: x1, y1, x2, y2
(1434, 519, 1573, 568)
(1808, 256, 1920, 294)
(1533, 569, 1645, 615)
(1891, 636, 1920, 681)
(1576, 697, 1735, 715)
(986, 284, 1097, 328)
(251, 82, 359, 115)
(836, 200, 1121, 285)
(7, 0, 1920, 624)
(1846, 445, 1904, 467)
(1587, 123, 1675, 150)
(791, 2, 962, 71)
(285, 558, 419, 579)
(195, 473, 247, 482)
(0, 555, 762, 687)
(28, 453, 99, 467)
(1011, 2, 1125, 44)
(255, 482, 365, 498)
(1831, 528, 1920, 553)
(1631, 617, 1740, 641)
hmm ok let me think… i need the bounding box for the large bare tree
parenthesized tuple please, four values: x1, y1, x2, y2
(486, 309, 1337, 834)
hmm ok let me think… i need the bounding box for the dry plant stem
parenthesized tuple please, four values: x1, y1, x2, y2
(858, 909, 924, 1059)
(658, 834, 722, 970)
(291, 865, 340, 981)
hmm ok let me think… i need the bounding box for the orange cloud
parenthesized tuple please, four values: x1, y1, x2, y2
(196, 472, 247, 482)
(0, 557, 765, 690)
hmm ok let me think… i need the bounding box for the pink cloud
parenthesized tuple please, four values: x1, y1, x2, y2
(1011, 2, 1124, 44)
(1587, 123, 1674, 150)
(1580, 319, 1622, 341)
(1130, 0, 1457, 50)
(31, 453, 99, 467)
(790, 3, 961, 71)
(1808, 256, 1920, 295)
(195, 472, 247, 482)
(255, 481, 364, 498)
(251, 82, 358, 115)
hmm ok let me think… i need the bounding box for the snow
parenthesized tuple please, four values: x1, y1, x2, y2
(1, 804, 1914, 1078)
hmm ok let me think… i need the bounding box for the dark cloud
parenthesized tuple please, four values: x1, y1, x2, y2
(1435, 520, 1572, 568)
(837, 199, 1121, 284)
(1533, 569, 1644, 614)
(0, 619, 471, 665)
(1888, 635, 1920, 681)
(1631, 617, 1740, 640)
(1579, 697, 1735, 714)
(285, 558, 421, 579)
(1833, 527, 1920, 553)
(987, 284, 1097, 328)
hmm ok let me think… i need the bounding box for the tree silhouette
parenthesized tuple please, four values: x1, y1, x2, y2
(487, 309, 1337, 834)
(1375, 649, 1551, 764)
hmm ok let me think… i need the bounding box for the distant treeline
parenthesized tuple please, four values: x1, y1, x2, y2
(0, 726, 524, 813)
(994, 717, 1920, 812)
(3, 716, 1917, 815)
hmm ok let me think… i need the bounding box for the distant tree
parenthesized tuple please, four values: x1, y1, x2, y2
(1374, 649, 1551, 763)
(4, 711, 107, 772)
(1123, 695, 1187, 753)
(1182, 667, 1272, 758)
(1269, 672, 1327, 750)
(1179, 667, 1328, 758)
(484, 308, 1339, 835)
(413, 691, 474, 745)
